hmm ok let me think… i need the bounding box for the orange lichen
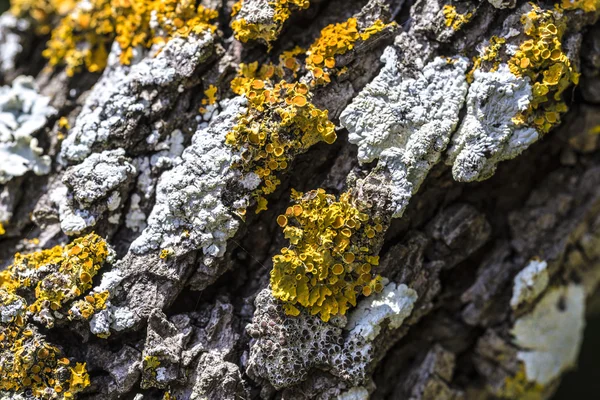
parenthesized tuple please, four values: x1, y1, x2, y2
(226, 62, 336, 212)
(231, 0, 310, 46)
(305, 17, 390, 86)
(508, 4, 579, 133)
(0, 233, 107, 398)
(270, 189, 384, 322)
(43, 0, 218, 76)
(9, 0, 77, 35)
(442, 4, 473, 31)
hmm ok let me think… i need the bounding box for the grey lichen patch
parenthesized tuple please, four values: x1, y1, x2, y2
(0, 75, 54, 184)
(510, 259, 549, 310)
(60, 32, 216, 164)
(56, 148, 136, 235)
(246, 283, 417, 389)
(340, 46, 468, 217)
(130, 97, 251, 264)
(511, 284, 585, 385)
(447, 64, 538, 182)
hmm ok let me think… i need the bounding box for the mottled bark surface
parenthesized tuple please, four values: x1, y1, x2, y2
(0, 0, 599, 399)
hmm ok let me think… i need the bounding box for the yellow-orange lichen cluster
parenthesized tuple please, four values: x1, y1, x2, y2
(231, 0, 310, 46)
(561, 0, 599, 12)
(442, 4, 473, 31)
(305, 17, 388, 86)
(508, 4, 579, 133)
(227, 62, 336, 213)
(0, 233, 109, 398)
(10, 0, 77, 34)
(42, 0, 218, 76)
(270, 189, 384, 321)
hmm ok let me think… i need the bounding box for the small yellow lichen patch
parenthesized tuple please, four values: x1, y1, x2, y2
(561, 0, 599, 12)
(226, 63, 337, 212)
(160, 248, 174, 259)
(0, 222, 5, 236)
(442, 4, 473, 31)
(467, 35, 506, 83)
(508, 4, 578, 133)
(43, 0, 218, 76)
(202, 84, 218, 106)
(231, 0, 310, 46)
(305, 17, 390, 86)
(270, 189, 384, 322)
(68, 290, 110, 321)
(494, 366, 544, 400)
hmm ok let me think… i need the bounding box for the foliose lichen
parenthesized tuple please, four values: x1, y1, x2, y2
(270, 189, 385, 322)
(0, 76, 54, 184)
(227, 63, 336, 213)
(510, 259, 549, 309)
(511, 284, 585, 385)
(0, 233, 112, 398)
(231, 0, 310, 46)
(43, 0, 218, 76)
(340, 45, 468, 217)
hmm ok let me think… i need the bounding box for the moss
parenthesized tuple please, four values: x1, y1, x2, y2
(231, 0, 310, 46)
(43, 0, 218, 76)
(270, 189, 384, 322)
(507, 4, 578, 133)
(305, 17, 390, 86)
(442, 4, 473, 31)
(0, 233, 109, 399)
(226, 62, 336, 213)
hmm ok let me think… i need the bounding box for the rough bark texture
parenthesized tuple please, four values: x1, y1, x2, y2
(0, 0, 599, 399)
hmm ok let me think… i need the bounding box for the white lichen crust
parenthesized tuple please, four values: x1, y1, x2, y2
(447, 64, 538, 182)
(340, 47, 468, 217)
(510, 259, 549, 309)
(130, 97, 252, 264)
(0, 76, 54, 184)
(511, 284, 585, 385)
(246, 283, 417, 389)
(60, 32, 215, 164)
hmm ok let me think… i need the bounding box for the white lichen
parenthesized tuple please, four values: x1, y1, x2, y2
(511, 284, 585, 385)
(130, 97, 249, 265)
(60, 32, 215, 163)
(340, 47, 468, 217)
(510, 259, 549, 309)
(338, 387, 369, 400)
(0, 76, 54, 184)
(447, 64, 538, 182)
(346, 282, 418, 341)
(0, 13, 27, 74)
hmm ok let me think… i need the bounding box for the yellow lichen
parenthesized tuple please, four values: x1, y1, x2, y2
(43, 0, 218, 76)
(270, 189, 384, 322)
(0, 233, 107, 398)
(202, 84, 218, 106)
(305, 17, 390, 86)
(159, 248, 174, 259)
(68, 290, 110, 321)
(0, 222, 5, 236)
(467, 35, 506, 83)
(508, 4, 579, 133)
(561, 0, 599, 12)
(494, 366, 544, 400)
(442, 4, 473, 31)
(226, 62, 336, 213)
(9, 0, 77, 35)
(231, 0, 310, 46)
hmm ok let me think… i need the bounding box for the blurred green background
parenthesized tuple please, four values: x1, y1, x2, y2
(0, 0, 597, 397)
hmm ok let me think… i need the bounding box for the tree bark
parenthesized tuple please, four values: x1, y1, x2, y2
(0, 0, 599, 399)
